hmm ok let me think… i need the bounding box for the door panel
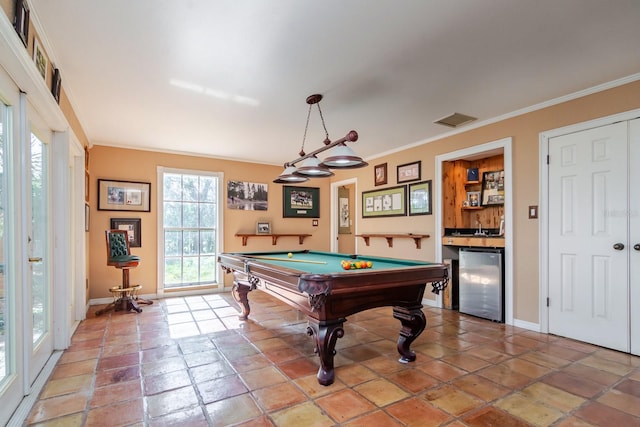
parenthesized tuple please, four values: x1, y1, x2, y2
(548, 122, 629, 352)
(630, 118, 640, 355)
(0, 67, 24, 427)
(27, 113, 52, 385)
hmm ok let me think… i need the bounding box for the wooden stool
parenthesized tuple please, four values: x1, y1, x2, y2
(96, 229, 153, 316)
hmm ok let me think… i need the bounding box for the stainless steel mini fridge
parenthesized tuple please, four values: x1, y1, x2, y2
(459, 248, 504, 322)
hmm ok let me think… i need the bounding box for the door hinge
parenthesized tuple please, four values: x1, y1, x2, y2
(546, 155, 550, 165)
(546, 297, 550, 307)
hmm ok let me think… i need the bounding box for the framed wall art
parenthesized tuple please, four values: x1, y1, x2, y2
(283, 186, 319, 218)
(227, 180, 268, 210)
(397, 161, 421, 183)
(374, 163, 387, 186)
(256, 221, 271, 234)
(481, 170, 505, 206)
(466, 191, 481, 207)
(408, 180, 432, 216)
(362, 185, 407, 218)
(33, 37, 47, 80)
(84, 203, 90, 232)
(110, 218, 142, 247)
(14, 0, 29, 47)
(338, 186, 351, 234)
(98, 179, 151, 212)
(51, 68, 62, 103)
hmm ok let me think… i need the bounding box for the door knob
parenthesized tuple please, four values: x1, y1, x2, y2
(634, 244, 640, 251)
(613, 243, 624, 251)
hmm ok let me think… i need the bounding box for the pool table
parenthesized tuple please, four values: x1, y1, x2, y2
(218, 250, 448, 386)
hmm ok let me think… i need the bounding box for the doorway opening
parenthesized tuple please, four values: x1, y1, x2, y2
(330, 178, 358, 253)
(435, 137, 513, 324)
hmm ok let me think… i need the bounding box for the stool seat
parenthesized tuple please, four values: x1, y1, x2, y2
(109, 255, 140, 263)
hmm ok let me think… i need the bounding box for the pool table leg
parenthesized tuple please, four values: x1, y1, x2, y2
(393, 306, 426, 363)
(231, 279, 252, 320)
(306, 319, 345, 386)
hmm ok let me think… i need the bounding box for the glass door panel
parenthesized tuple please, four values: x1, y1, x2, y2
(27, 127, 51, 384)
(30, 133, 48, 345)
(0, 89, 9, 391)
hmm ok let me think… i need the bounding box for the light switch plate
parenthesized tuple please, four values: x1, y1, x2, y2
(529, 205, 538, 219)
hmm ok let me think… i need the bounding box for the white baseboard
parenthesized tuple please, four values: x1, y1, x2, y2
(512, 318, 540, 332)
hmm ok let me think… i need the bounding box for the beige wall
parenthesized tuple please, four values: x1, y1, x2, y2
(333, 80, 640, 322)
(89, 81, 640, 321)
(88, 145, 332, 299)
(0, 0, 12, 20)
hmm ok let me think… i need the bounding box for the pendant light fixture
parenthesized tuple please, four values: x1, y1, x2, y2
(273, 94, 367, 183)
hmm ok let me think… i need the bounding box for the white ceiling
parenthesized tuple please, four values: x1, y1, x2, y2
(29, 0, 640, 166)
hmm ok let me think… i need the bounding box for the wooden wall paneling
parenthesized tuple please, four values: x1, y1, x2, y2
(441, 161, 458, 229)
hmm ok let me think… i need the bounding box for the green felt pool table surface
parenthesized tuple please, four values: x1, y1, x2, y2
(232, 250, 437, 274)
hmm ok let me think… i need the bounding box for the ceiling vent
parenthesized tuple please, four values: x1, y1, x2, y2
(434, 112, 477, 128)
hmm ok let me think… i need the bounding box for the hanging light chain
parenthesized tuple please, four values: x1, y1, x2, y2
(299, 103, 313, 157)
(316, 102, 331, 144)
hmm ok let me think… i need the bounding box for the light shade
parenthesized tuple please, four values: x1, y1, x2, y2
(273, 166, 309, 183)
(294, 156, 334, 177)
(320, 143, 368, 169)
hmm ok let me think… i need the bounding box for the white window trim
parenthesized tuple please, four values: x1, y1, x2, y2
(156, 166, 224, 299)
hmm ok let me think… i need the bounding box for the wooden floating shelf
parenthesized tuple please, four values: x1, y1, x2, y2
(356, 233, 430, 249)
(235, 233, 312, 246)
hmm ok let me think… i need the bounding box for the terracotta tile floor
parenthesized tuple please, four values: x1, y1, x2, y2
(25, 292, 640, 426)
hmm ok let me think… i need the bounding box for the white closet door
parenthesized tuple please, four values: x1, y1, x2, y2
(548, 122, 629, 352)
(630, 118, 640, 356)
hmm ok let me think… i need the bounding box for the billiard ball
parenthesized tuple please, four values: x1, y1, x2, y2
(287, 252, 293, 258)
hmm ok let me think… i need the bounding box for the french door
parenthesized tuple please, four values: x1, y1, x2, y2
(27, 111, 52, 385)
(0, 70, 53, 425)
(0, 66, 23, 427)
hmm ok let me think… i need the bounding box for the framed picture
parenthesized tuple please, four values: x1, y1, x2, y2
(283, 186, 319, 218)
(374, 163, 387, 186)
(362, 185, 407, 218)
(84, 203, 90, 232)
(110, 218, 142, 247)
(481, 170, 505, 206)
(466, 191, 481, 207)
(256, 221, 271, 235)
(33, 37, 47, 80)
(51, 68, 61, 103)
(98, 179, 151, 212)
(338, 186, 351, 234)
(14, 0, 29, 47)
(397, 161, 421, 183)
(227, 180, 268, 210)
(84, 146, 89, 170)
(466, 167, 479, 182)
(408, 180, 432, 216)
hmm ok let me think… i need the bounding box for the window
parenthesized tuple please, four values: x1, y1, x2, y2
(161, 169, 221, 289)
